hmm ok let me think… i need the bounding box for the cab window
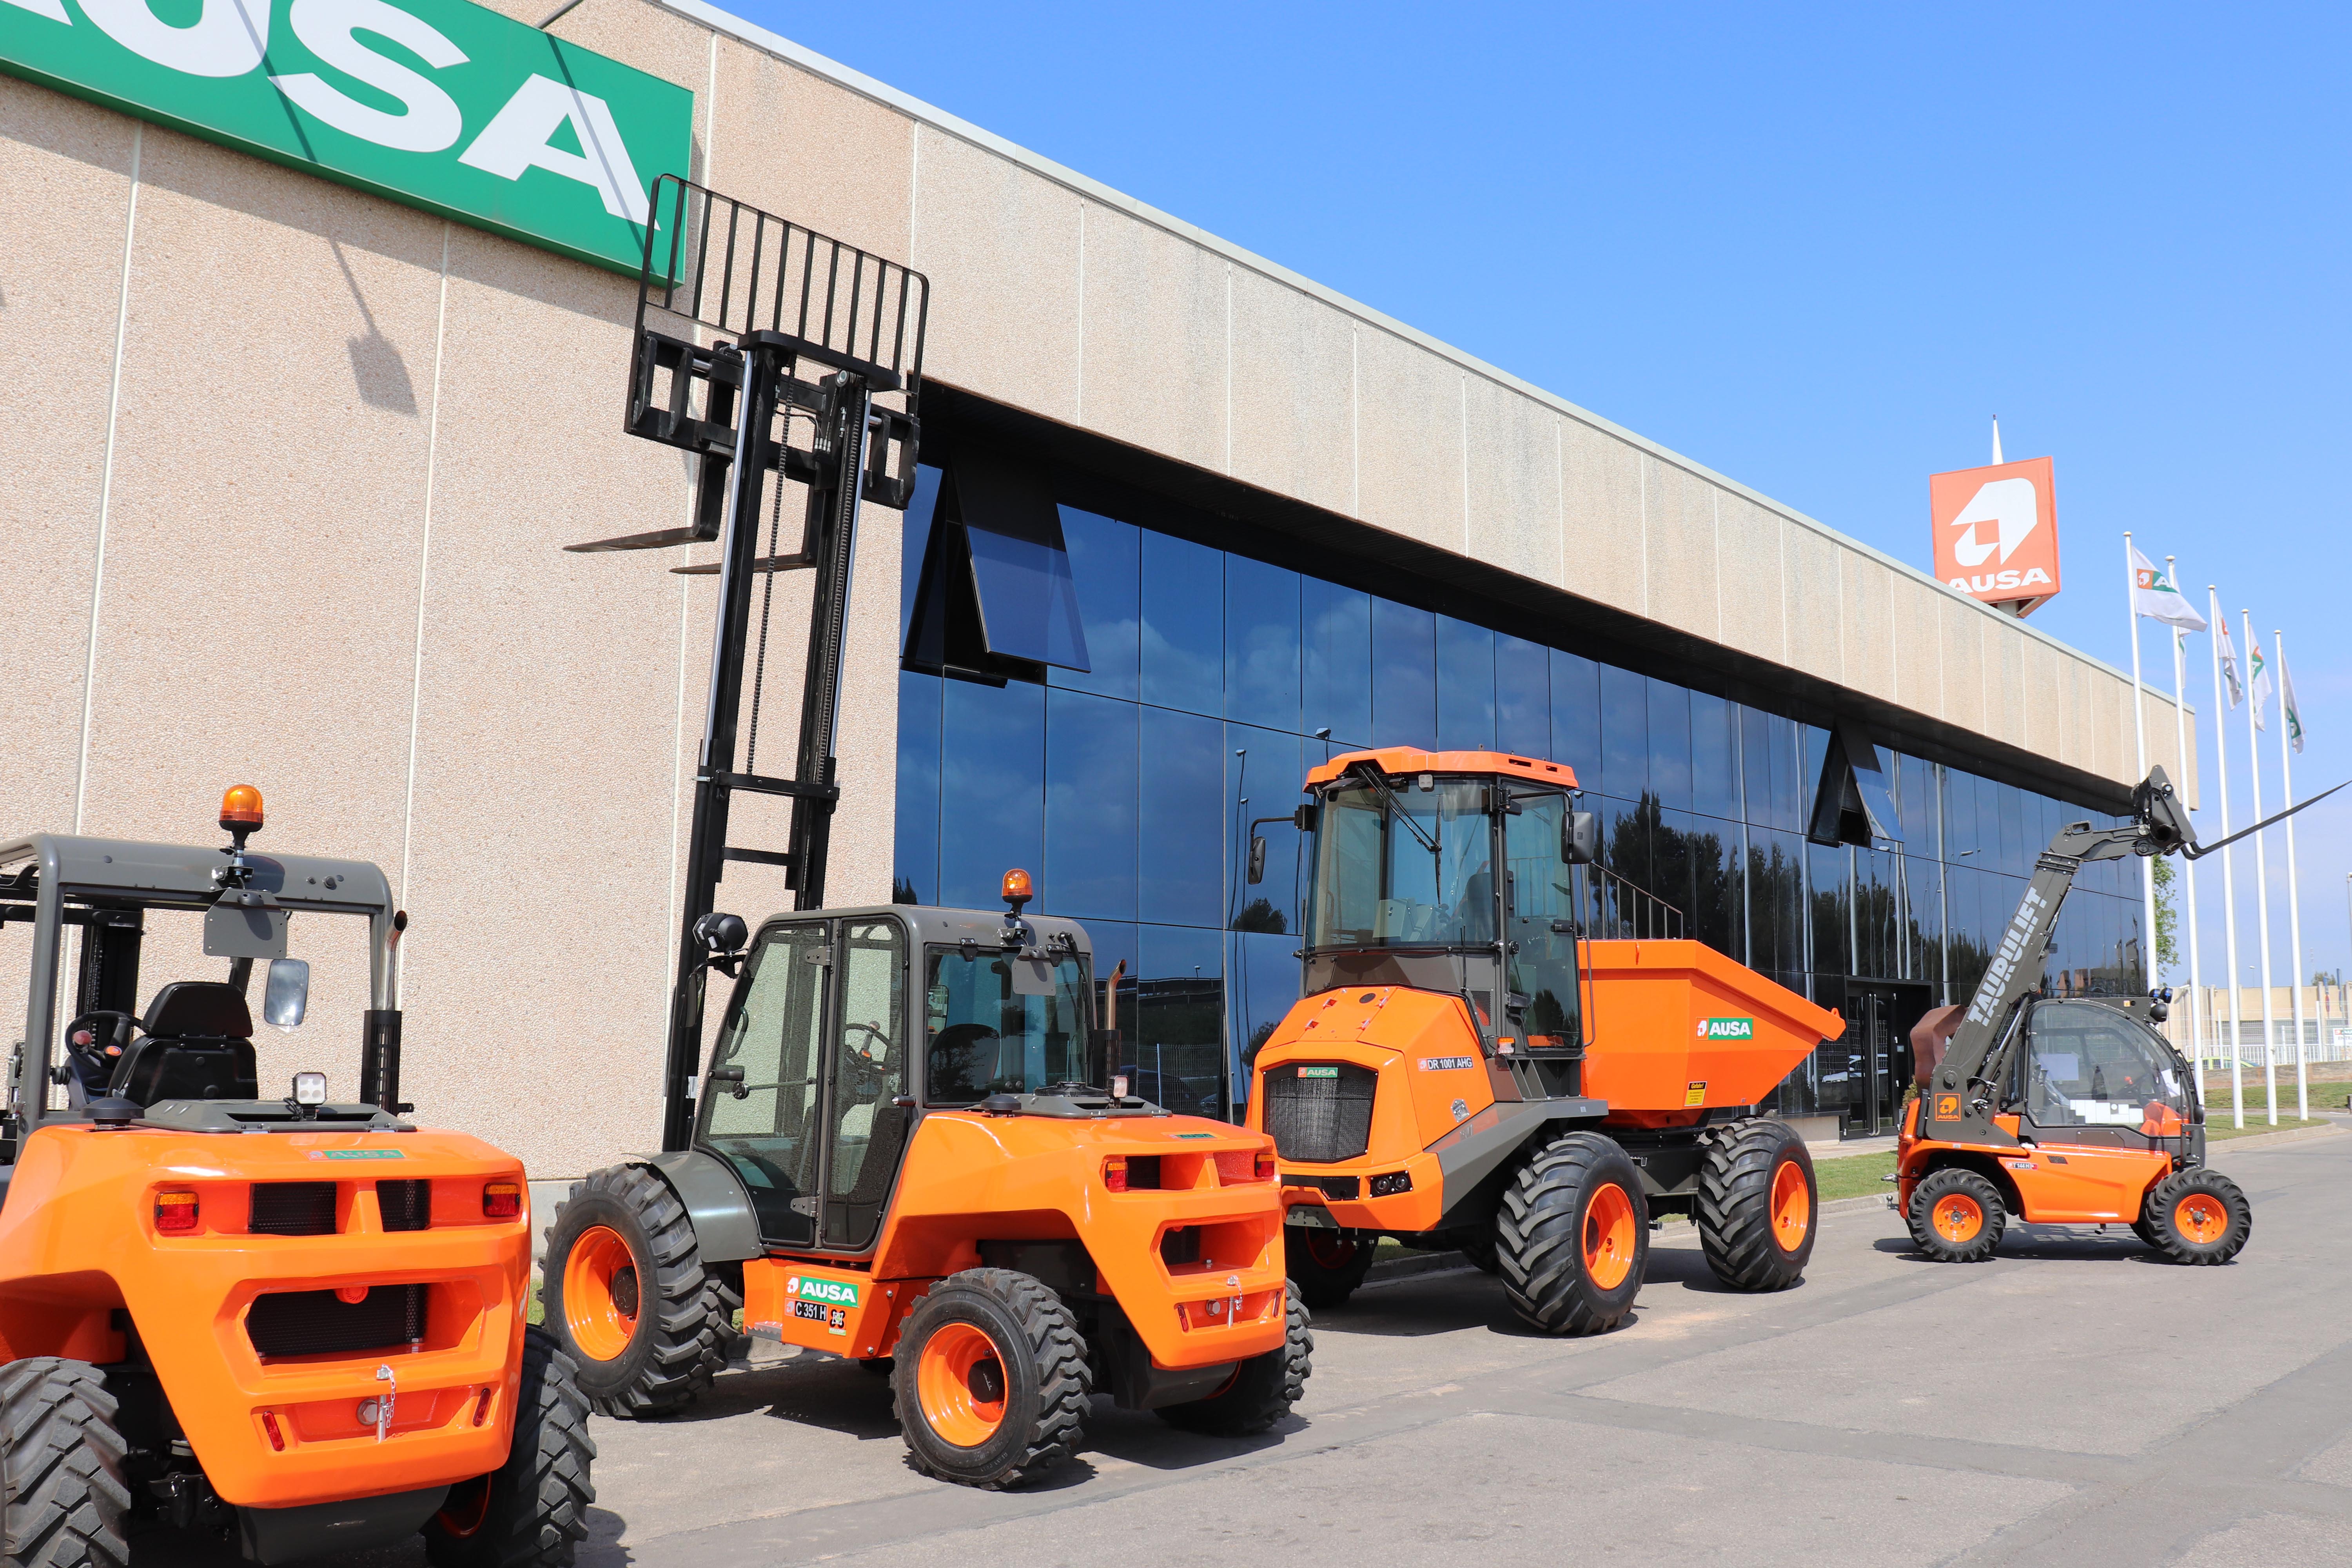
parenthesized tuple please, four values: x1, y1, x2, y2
(922, 948, 1092, 1104)
(2019, 1000, 2187, 1128)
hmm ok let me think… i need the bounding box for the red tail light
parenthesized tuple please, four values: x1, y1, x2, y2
(472, 1386, 494, 1427)
(260, 1410, 286, 1452)
(1256, 1149, 1278, 1181)
(154, 1190, 199, 1234)
(483, 1181, 522, 1219)
(1103, 1156, 1129, 1193)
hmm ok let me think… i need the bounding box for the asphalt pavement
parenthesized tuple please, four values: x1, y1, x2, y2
(146, 1127, 2352, 1566)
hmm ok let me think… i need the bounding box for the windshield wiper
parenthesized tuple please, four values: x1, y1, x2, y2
(1343, 760, 1440, 856)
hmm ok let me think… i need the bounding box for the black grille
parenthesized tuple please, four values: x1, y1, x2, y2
(247, 1286, 426, 1359)
(248, 1183, 336, 1236)
(379, 1180, 432, 1232)
(1263, 1063, 1377, 1163)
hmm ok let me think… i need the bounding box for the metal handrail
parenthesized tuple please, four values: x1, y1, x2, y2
(1584, 862, 1685, 942)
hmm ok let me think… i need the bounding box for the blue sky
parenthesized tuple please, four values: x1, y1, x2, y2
(735, 1, 2352, 1002)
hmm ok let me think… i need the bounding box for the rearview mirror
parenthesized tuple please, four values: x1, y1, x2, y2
(262, 958, 310, 1029)
(1247, 835, 1267, 884)
(1562, 811, 1599, 866)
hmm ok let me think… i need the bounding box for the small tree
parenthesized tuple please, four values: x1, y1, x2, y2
(2151, 854, 2180, 974)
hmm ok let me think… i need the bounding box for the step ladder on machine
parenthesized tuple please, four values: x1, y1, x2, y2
(567, 174, 930, 1149)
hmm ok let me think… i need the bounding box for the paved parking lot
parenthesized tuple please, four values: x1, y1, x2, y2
(152, 1127, 2352, 1566)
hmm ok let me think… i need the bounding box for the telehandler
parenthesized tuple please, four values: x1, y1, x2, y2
(1247, 748, 1842, 1334)
(546, 181, 1303, 1490)
(0, 788, 591, 1566)
(1895, 765, 2340, 1265)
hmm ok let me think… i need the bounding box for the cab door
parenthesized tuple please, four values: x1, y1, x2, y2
(699, 919, 831, 1247)
(818, 918, 911, 1250)
(2010, 1000, 2181, 1221)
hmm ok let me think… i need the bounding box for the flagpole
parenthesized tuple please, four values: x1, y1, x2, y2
(2170, 557, 2204, 1105)
(2245, 610, 2279, 1126)
(2125, 534, 2157, 992)
(2278, 631, 2308, 1121)
(2210, 586, 2245, 1127)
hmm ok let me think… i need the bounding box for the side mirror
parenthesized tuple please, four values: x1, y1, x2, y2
(1562, 811, 1599, 866)
(261, 958, 310, 1029)
(1247, 836, 1267, 885)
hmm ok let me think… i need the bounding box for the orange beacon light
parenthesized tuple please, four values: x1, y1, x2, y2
(1000, 867, 1033, 914)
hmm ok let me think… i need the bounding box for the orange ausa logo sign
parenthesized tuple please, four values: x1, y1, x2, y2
(1929, 457, 2060, 616)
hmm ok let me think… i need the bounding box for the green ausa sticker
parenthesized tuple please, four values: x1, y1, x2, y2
(787, 1276, 859, 1307)
(1695, 1017, 1755, 1041)
(308, 1149, 405, 1160)
(1298, 1066, 1340, 1079)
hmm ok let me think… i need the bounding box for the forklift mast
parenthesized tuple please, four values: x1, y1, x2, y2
(1920, 764, 2339, 1149)
(568, 176, 930, 1150)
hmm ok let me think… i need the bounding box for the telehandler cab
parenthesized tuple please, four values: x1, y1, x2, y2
(0, 789, 591, 1567)
(1896, 765, 2343, 1265)
(541, 876, 1307, 1489)
(1247, 749, 1843, 1335)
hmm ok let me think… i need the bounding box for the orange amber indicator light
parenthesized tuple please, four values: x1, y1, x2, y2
(219, 784, 264, 830)
(1103, 1156, 1129, 1192)
(1001, 867, 1033, 902)
(483, 1181, 522, 1219)
(154, 1190, 199, 1233)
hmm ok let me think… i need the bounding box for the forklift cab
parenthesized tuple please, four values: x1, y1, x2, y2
(2007, 996, 2202, 1157)
(693, 902, 1100, 1254)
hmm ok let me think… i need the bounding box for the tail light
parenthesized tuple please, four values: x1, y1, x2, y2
(471, 1386, 494, 1427)
(1103, 1156, 1128, 1193)
(259, 1410, 286, 1452)
(483, 1181, 522, 1219)
(1256, 1149, 1278, 1181)
(154, 1190, 199, 1234)
(1214, 1149, 1278, 1184)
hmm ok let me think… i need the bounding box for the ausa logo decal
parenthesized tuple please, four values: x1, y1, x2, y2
(1695, 1017, 1755, 1041)
(1935, 1093, 1962, 1120)
(786, 1276, 859, 1308)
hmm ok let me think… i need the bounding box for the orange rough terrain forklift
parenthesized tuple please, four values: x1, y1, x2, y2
(1247, 748, 1843, 1334)
(0, 789, 591, 1566)
(542, 180, 1304, 1490)
(1894, 765, 2339, 1265)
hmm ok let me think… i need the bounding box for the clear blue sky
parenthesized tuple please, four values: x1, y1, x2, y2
(736, 1, 2352, 1007)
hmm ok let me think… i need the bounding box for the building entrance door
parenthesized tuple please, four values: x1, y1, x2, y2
(1843, 981, 1934, 1135)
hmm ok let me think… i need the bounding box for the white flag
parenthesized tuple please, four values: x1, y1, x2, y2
(2250, 638, 2273, 730)
(2284, 657, 2307, 754)
(2129, 545, 2208, 631)
(2217, 617, 2245, 707)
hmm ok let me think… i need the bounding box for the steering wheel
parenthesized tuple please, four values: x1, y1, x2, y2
(843, 1020, 893, 1063)
(62, 1011, 138, 1092)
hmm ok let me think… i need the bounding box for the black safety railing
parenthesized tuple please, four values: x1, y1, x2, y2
(1583, 862, 1685, 942)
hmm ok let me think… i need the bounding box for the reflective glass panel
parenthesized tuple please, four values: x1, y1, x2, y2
(1053, 506, 1139, 700)
(1691, 691, 1739, 821)
(1647, 679, 1691, 813)
(1370, 599, 1437, 750)
(1141, 531, 1222, 715)
(1139, 706, 1224, 927)
(898, 464, 944, 644)
(1045, 688, 1138, 921)
(1224, 555, 1301, 733)
(893, 671, 940, 906)
(1302, 579, 1372, 746)
(1550, 650, 1600, 782)
(1496, 634, 1550, 760)
(1436, 616, 1497, 752)
(1228, 929, 1302, 1095)
(1600, 665, 1646, 803)
(1135, 924, 1225, 1119)
(1229, 725, 1305, 936)
(940, 678, 1044, 909)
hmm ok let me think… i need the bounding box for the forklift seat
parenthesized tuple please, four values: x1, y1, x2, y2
(114, 982, 259, 1105)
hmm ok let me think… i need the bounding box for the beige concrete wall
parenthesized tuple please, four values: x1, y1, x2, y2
(0, 0, 2196, 1177)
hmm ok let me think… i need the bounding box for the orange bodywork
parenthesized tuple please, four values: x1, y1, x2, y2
(1304, 747, 1579, 790)
(0, 1123, 529, 1510)
(742, 1111, 1287, 1373)
(1580, 940, 1842, 1123)
(1896, 1098, 2174, 1223)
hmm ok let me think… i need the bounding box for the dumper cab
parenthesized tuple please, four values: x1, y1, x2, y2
(1248, 748, 1843, 1333)
(0, 791, 590, 1566)
(541, 878, 1307, 1490)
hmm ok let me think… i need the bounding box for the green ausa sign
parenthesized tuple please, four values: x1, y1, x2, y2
(0, 0, 693, 272)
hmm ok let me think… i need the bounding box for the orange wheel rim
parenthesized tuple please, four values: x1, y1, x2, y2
(916, 1321, 1008, 1448)
(1581, 1182, 1637, 1291)
(1770, 1158, 1811, 1251)
(2175, 1194, 2227, 1245)
(1933, 1193, 1983, 1243)
(1304, 1231, 1358, 1270)
(435, 1475, 492, 1539)
(563, 1225, 641, 1363)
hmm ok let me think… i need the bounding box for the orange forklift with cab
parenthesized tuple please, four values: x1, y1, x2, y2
(1894, 766, 2339, 1264)
(0, 789, 591, 1567)
(1245, 748, 1843, 1334)
(541, 871, 1307, 1490)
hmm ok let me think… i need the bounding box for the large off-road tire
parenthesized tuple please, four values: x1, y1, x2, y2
(1158, 1285, 1312, 1436)
(1696, 1118, 1818, 1292)
(1282, 1225, 1376, 1308)
(2144, 1168, 2252, 1265)
(0, 1358, 129, 1568)
(1455, 1225, 1500, 1275)
(1907, 1167, 2005, 1263)
(423, 1328, 596, 1568)
(892, 1270, 1089, 1489)
(1496, 1132, 1649, 1335)
(540, 1165, 735, 1418)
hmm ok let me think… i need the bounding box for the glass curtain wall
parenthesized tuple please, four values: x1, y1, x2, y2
(893, 464, 2146, 1123)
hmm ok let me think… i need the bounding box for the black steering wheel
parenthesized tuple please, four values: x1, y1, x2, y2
(62, 1011, 138, 1094)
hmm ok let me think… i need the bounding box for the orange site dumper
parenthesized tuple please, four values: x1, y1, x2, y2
(1244, 748, 1843, 1334)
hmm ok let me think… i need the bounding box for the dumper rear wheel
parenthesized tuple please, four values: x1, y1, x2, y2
(1696, 1118, 1817, 1291)
(423, 1328, 595, 1568)
(541, 1165, 734, 1418)
(0, 1358, 127, 1568)
(1283, 1225, 1375, 1307)
(1158, 1284, 1312, 1436)
(894, 1269, 1090, 1489)
(1497, 1133, 1648, 1335)
(2145, 1169, 2251, 1265)
(1907, 1168, 2005, 1262)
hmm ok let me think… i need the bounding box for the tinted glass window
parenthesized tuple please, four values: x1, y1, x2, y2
(826, 920, 908, 1247)
(1141, 531, 1221, 714)
(893, 671, 940, 906)
(1647, 679, 1691, 813)
(1600, 665, 1646, 803)
(1302, 580, 1372, 746)
(1230, 725, 1305, 936)
(1308, 779, 1496, 948)
(965, 511, 1090, 671)
(1549, 650, 1599, 780)
(1224, 555, 1300, 733)
(898, 463, 944, 643)
(1135, 923, 1224, 1119)
(922, 946, 1092, 1103)
(1808, 842, 1850, 976)
(1496, 634, 1550, 760)
(1046, 688, 1138, 921)
(1053, 506, 1139, 700)
(940, 679, 1043, 908)
(1436, 617, 1497, 752)
(704, 921, 828, 1245)
(2020, 1001, 2186, 1126)
(1504, 792, 1581, 1049)
(1228, 927, 1300, 1099)
(1691, 691, 1739, 821)
(1370, 599, 1437, 749)
(1139, 706, 1223, 927)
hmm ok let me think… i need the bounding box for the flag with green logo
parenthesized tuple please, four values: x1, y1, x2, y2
(2217, 617, 2244, 708)
(2129, 545, 2207, 632)
(2251, 638, 2273, 732)
(2283, 655, 2306, 754)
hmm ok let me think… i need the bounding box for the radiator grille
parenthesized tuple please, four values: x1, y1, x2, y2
(247, 1182, 336, 1236)
(247, 1286, 426, 1359)
(1262, 1063, 1377, 1164)
(378, 1180, 432, 1232)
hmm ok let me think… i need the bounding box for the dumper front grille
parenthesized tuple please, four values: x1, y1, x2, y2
(248, 1182, 336, 1236)
(247, 1286, 426, 1359)
(1263, 1063, 1377, 1163)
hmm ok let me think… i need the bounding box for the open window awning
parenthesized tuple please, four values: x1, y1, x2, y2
(903, 448, 1090, 682)
(1808, 717, 1904, 848)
